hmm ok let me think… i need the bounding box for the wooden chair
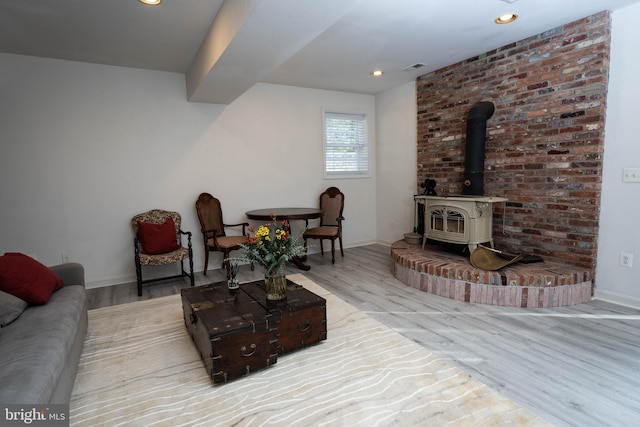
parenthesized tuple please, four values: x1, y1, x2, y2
(195, 193, 250, 278)
(131, 209, 194, 296)
(303, 187, 345, 264)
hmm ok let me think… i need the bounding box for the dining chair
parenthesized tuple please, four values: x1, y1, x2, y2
(195, 193, 250, 278)
(303, 187, 345, 264)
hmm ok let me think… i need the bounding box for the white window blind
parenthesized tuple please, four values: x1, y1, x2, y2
(323, 111, 369, 177)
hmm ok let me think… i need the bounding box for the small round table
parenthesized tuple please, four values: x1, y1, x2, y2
(245, 208, 323, 270)
(245, 207, 323, 222)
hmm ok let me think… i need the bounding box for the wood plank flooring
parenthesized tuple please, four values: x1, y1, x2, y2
(86, 244, 640, 427)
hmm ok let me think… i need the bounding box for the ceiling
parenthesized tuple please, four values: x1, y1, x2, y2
(2, 0, 639, 104)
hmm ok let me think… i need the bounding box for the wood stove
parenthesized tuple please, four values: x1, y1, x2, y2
(415, 195, 507, 253)
(412, 101, 508, 252)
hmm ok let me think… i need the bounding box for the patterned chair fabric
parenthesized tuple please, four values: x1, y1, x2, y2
(303, 187, 345, 264)
(195, 193, 251, 279)
(131, 209, 194, 296)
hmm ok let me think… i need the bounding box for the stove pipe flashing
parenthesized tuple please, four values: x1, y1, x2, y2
(462, 101, 495, 196)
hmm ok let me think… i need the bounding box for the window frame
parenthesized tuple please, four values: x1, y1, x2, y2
(322, 108, 371, 179)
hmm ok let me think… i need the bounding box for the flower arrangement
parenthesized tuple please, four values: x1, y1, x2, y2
(232, 214, 307, 275)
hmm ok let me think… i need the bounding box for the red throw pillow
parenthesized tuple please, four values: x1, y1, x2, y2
(137, 217, 181, 255)
(0, 253, 64, 305)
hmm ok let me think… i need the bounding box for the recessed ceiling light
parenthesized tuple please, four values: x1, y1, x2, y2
(495, 13, 518, 24)
(370, 70, 384, 77)
(138, 0, 162, 5)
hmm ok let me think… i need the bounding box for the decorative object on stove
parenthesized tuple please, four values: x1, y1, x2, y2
(228, 214, 306, 300)
(462, 101, 495, 196)
(420, 178, 437, 196)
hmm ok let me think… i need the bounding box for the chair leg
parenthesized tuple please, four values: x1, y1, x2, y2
(180, 260, 189, 285)
(331, 239, 336, 264)
(135, 259, 143, 296)
(188, 255, 194, 287)
(203, 248, 210, 275)
(339, 236, 344, 258)
(319, 240, 324, 255)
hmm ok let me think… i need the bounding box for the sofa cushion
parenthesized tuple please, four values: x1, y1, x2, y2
(0, 284, 87, 404)
(0, 290, 28, 327)
(137, 218, 180, 254)
(0, 253, 64, 305)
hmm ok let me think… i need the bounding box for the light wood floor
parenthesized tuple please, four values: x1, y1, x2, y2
(86, 244, 640, 427)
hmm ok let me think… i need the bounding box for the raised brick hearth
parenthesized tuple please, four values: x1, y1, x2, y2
(391, 240, 592, 308)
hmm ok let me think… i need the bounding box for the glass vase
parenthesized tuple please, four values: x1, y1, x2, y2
(264, 264, 287, 300)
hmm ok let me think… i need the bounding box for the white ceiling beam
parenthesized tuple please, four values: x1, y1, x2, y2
(185, 0, 360, 104)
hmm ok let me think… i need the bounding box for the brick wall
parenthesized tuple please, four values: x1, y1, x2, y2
(416, 12, 610, 271)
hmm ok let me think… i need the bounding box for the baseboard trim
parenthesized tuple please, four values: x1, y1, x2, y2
(593, 290, 640, 310)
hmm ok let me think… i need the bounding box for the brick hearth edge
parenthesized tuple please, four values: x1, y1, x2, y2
(391, 241, 592, 308)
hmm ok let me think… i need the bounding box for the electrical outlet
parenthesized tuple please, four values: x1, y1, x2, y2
(619, 252, 633, 268)
(622, 168, 640, 183)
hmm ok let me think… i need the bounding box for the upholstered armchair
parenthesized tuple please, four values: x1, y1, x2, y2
(131, 209, 194, 296)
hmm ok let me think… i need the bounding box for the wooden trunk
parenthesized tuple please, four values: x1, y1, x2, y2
(241, 280, 327, 354)
(181, 283, 278, 384)
(182, 279, 327, 384)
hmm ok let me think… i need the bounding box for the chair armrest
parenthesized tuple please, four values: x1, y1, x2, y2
(179, 229, 193, 249)
(49, 263, 85, 288)
(224, 222, 249, 228)
(333, 216, 345, 225)
(224, 222, 249, 235)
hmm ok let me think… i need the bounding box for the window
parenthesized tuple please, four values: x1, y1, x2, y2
(323, 110, 369, 178)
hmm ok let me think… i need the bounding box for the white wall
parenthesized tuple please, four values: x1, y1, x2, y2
(0, 53, 376, 288)
(594, 3, 640, 308)
(375, 82, 417, 246)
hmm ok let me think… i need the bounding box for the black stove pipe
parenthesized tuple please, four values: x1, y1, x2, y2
(462, 101, 495, 196)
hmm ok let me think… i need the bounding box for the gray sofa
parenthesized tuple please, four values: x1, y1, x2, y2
(0, 263, 88, 404)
